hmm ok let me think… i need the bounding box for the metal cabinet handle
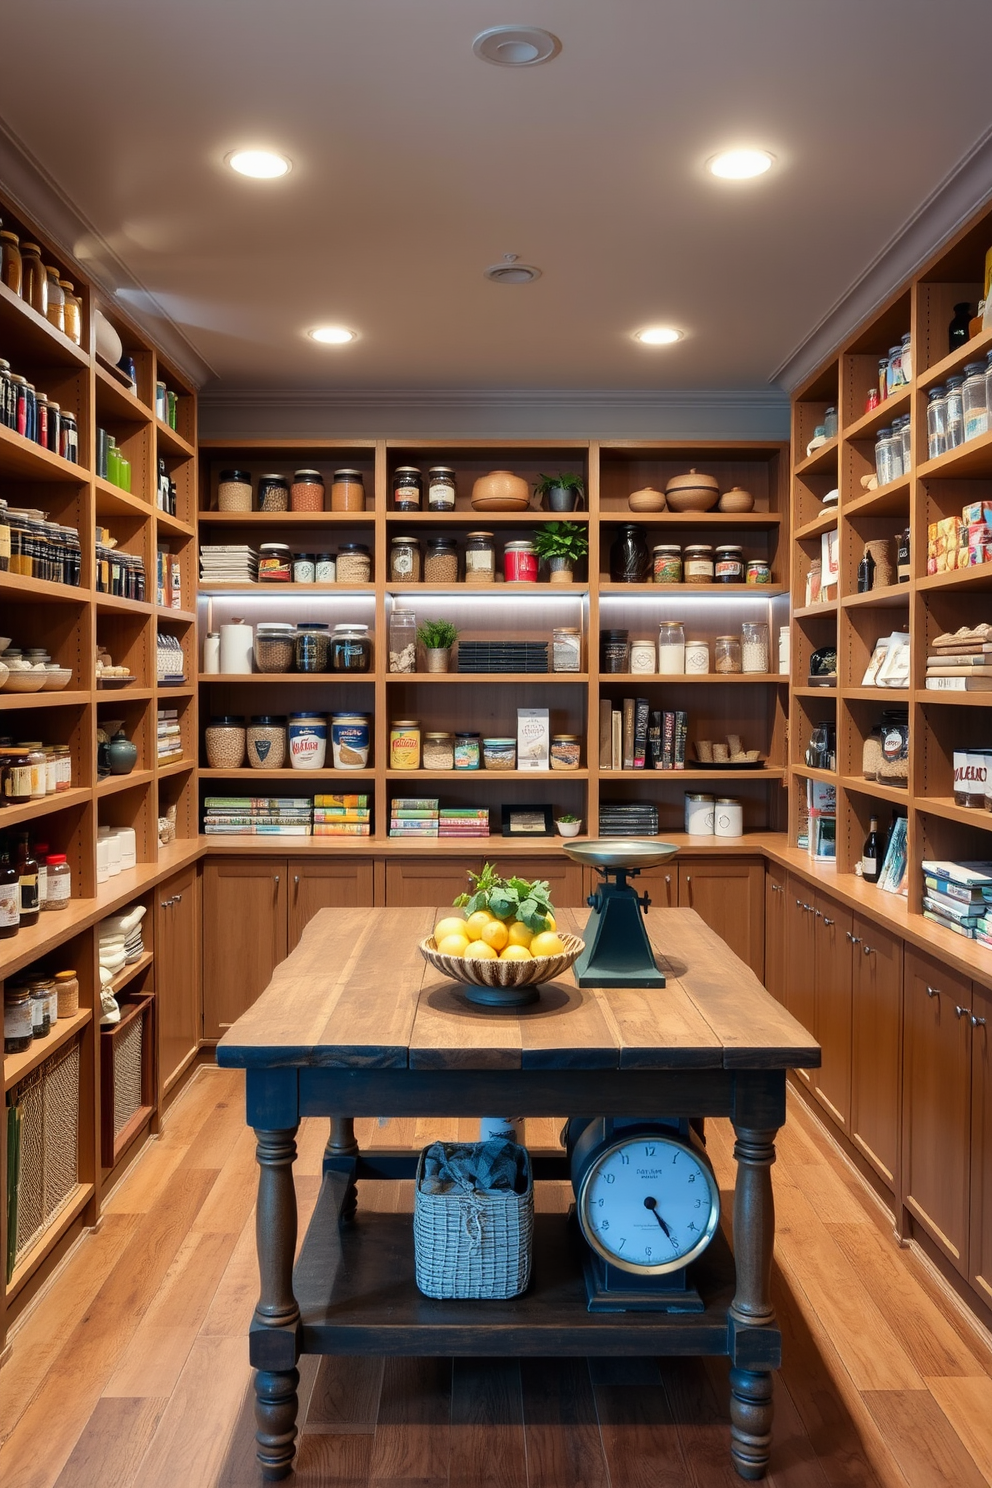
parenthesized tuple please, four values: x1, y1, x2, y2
(971, 1014, 987, 1028)
(926, 985, 939, 998)
(955, 1005, 971, 1019)
(863, 943, 874, 955)
(173, 893, 182, 904)
(822, 916, 834, 926)
(294, 874, 300, 885)
(160, 896, 174, 908)
(846, 932, 861, 944)
(813, 908, 822, 917)
(664, 874, 671, 883)
(274, 875, 280, 885)
(771, 883, 783, 892)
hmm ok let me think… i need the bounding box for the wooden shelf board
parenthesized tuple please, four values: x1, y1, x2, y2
(384, 768, 591, 781)
(97, 770, 155, 796)
(199, 673, 375, 684)
(95, 684, 154, 699)
(383, 672, 589, 684)
(93, 362, 151, 423)
(199, 768, 375, 781)
(0, 785, 92, 829)
(5, 1183, 95, 1303)
(0, 278, 89, 369)
(94, 478, 154, 521)
(839, 775, 911, 807)
(108, 950, 154, 996)
(199, 437, 377, 453)
(919, 325, 992, 391)
(199, 583, 377, 595)
(917, 565, 992, 593)
(0, 689, 90, 710)
(95, 592, 155, 616)
(387, 583, 590, 596)
(598, 673, 788, 684)
(916, 796, 992, 831)
(156, 607, 196, 623)
(597, 511, 781, 526)
(197, 510, 376, 525)
(791, 686, 838, 700)
(0, 423, 88, 484)
(793, 437, 838, 477)
(0, 572, 87, 604)
(843, 481, 912, 518)
(791, 765, 838, 787)
(604, 767, 787, 782)
(155, 419, 195, 459)
(840, 585, 911, 610)
(914, 688, 992, 706)
(156, 757, 195, 777)
(4, 1008, 93, 1093)
(385, 510, 592, 524)
(843, 386, 912, 442)
(841, 687, 910, 701)
(155, 509, 196, 538)
(793, 600, 838, 619)
(918, 430, 992, 480)
(794, 509, 837, 541)
(599, 583, 787, 597)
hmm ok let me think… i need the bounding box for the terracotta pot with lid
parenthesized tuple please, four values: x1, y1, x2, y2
(664, 469, 720, 512)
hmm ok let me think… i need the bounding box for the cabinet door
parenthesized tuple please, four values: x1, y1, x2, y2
(288, 858, 375, 950)
(811, 893, 853, 1132)
(903, 948, 972, 1272)
(784, 877, 816, 1084)
(850, 913, 902, 1190)
(763, 868, 788, 1005)
(676, 859, 764, 978)
(384, 854, 585, 909)
(155, 863, 201, 1094)
(970, 984, 992, 1310)
(202, 859, 287, 1041)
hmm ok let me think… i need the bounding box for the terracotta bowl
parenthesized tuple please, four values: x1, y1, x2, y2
(627, 486, 667, 512)
(665, 469, 719, 512)
(471, 470, 532, 511)
(419, 932, 585, 990)
(717, 486, 755, 513)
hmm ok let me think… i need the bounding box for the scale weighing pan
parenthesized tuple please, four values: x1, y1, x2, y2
(561, 839, 679, 989)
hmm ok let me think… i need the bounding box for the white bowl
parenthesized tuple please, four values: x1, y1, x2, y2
(41, 668, 73, 690)
(3, 671, 48, 692)
(0, 638, 11, 654)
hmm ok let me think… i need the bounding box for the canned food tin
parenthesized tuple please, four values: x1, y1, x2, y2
(390, 720, 421, 770)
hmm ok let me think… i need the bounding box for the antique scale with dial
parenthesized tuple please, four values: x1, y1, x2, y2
(559, 840, 722, 1311)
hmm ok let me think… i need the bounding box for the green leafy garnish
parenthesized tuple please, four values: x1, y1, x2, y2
(454, 861, 555, 932)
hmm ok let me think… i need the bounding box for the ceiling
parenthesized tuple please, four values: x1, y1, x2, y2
(2, 0, 992, 394)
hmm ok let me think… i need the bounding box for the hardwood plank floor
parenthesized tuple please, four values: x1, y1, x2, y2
(2, 1065, 992, 1487)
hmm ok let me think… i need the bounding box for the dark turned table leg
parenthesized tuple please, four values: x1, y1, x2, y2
(323, 1116, 359, 1222)
(252, 1125, 301, 1480)
(728, 1123, 779, 1479)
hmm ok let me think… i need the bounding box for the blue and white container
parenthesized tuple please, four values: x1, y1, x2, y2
(288, 713, 327, 771)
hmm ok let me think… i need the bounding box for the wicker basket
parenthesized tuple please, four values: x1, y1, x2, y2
(100, 992, 154, 1166)
(414, 1143, 533, 1300)
(9, 1039, 81, 1268)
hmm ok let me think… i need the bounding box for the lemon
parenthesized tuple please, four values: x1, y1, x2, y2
(434, 914, 467, 942)
(500, 944, 533, 961)
(465, 909, 496, 938)
(506, 921, 534, 949)
(464, 940, 498, 960)
(480, 919, 509, 952)
(545, 912, 557, 932)
(437, 933, 470, 957)
(530, 931, 565, 958)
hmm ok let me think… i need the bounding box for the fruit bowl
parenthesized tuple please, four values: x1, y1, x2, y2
(419, 932, 585, 1009)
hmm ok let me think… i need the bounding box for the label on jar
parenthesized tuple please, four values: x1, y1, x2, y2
(334, 641, 367, 670)
(454, 739, 480, 769)
(258, 556, 291, 580)
(4, 765, 32, 800)
(394, 482, 421, 508)
(465, 549, 492, 573)
(315, 559, 335, 582)
(746, 562, 771, 584)
(504, 549, 537, 582)
(861, 856, 876, 875)
(45, 873, 70, 903)
(0, 884, 19, 927)
(428, 481, 455, 509)
(392, 547, 415, 578)
(252, 737, 272, 764)
(4, 1000, 31, 1039)
(684, 558, 714, 580)
(288, 719, 327, 770)
(882, 728, 906, 760)
(630, 643, 655, 673)
(19, 873, 38, 914)
(715, 559, 743, 580)
(390, 728, 421, 770)
(331, 717, 370, 770)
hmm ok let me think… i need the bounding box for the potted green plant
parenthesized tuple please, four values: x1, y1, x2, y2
(417, 617, 459, 673)
(555, 812, 582, 837)
(534, 472, 585, 512)
(531, 522, 589, 584)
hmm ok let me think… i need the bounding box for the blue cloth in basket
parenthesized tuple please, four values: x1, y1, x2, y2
(420, 1139, 528, 1196)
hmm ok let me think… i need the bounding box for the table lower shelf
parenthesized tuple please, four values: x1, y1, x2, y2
(291, 1173, 779, 1367)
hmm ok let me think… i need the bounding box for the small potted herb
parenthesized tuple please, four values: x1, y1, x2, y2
(534, 472, 585, 512)
(531, 522, 589, 584)
(555, 812, 582, 838)
(417, 617, 459, 673)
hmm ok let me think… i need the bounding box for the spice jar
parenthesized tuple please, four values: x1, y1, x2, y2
(288, 714, 328, 770)
(428, 467, 457, 510)
(330, 713, 370, 769)
(553, 627, 581, 672)
(388, 607, 417, 673)
(741, 622, 770, 673)
(550, 734, 581, 771)
(257, 474, 290, 512)
(1, 750, 33, 805)
(205, 716, 246, 769)
(315, 553, 335, 583)
(258, 543, 293, 582)
(600, 629, 630, 673)
(390, 720, 421, 770)
(254, 622, 296, 672)
(746, 559, 771, 586)
(630, 640, 656, 673)
(45, 267, 65, 333)
(331, 624, 372, 672)
(20, 242, 47, 315)
(291, 469, 325, 511)
(292, 552, 316, 584)
(423, 732, 454, 770)
(483, 737, 517, 770)
(683, 544, 715, 585)
(295, 622, 331, 673)
(336, 544, 372, 584)
(504, 540, 538, 583)
(54, 969, 79, 1015)
(32, 977, 57, 1035)
(609, 524, 650, 582)
(0, 229, 22, 295)
(331, 469, 365, 512)
(715, 635, 742, 673)
(715, 545, 744, 583)
(393, 466, 422, 511)
(390, 535, 422, 583)
(454, 732, 481, 770)
(217, 469, 253, 512)
(425, 537, 459, 584)
(4, 983, 32, 1053)
(464, 531, 495, 584)
(653, 544, 682, 583)
(247, 717, 287, 769)
(657, 621, 685, 673)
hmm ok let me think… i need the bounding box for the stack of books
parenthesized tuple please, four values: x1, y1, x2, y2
(922, 860, 992, 939)
(389, 798, 439, 837)
(599, 700, 687, 770)
(925, 625, 992, 692)
(202, 797, 312, 836)
(156, 546, 183, 608)
(313, 794, 370, 837)
(598, 801, 658, 836)
(199, 545, 260, 584)
(457, 641, 549, 673)
(438, 808, 490, 838)
(157, 706, 182, 762)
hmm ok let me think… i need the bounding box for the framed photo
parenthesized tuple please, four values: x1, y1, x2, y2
(501, 804, 554, 837)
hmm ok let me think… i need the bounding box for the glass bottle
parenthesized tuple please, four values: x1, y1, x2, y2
(926, 386, 947, 459)
(0, 229, 22, 294)
(900, 332, 913, 383)
(861, 816, 881, 884)
(44, 266, 65, 333)
(14, 833, 38, 927)
(741, 621, 770, 673)
(899, 413, 911, 471)
(823, 405, 838, 438)
(857, 545, 875, 593)
(945, 374, 965, 448)
(388, 607, 418, 673)
(949, 302, 973, 353)
(609, 524, 650, 582)
(20, 242, 47, 316)
(0, 843, 19, 938)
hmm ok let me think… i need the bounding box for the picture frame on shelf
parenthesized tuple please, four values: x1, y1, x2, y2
(501, 804, 554, 837)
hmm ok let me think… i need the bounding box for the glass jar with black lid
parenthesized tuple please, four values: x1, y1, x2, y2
(600, 629, 630, 673)
(393, 466, 422, 511)
(295, 622, 331, 673)
(331, 624, 372, 672)
(428, 466, 457, 510)
(257, 474, 290, 512)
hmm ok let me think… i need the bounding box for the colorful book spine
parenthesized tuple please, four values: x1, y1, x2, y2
(314, 794, 369, 808)
(633, 698, 649, 769)
(312, 823, 371, 836)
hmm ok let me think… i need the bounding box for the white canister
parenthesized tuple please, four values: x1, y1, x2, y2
(203, 632, 221, 674)
(219, 621, 254, 674)
(629, 640, 656, 673)
(288, 714, 328, 770)
(96, 835, 110, 884)
(778, 625, 790, 675)
(685, 793, 715, 835)
(684, 640, 710, 674)
(113, 827, 137, 870)
(714, 797, 744, 838)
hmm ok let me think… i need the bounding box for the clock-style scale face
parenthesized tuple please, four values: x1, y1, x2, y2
(577, 1132, 721, 1276)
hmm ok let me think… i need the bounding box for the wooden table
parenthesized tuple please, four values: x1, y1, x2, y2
(217, 904, 819, 1482)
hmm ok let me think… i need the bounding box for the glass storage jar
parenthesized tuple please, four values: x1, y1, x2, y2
(44, 267, 65, 333)
(741, 621, 769, 673)
(390, 535, 422, 583)
(609, 524, 650, 582)
(746, 558, 771, 586)
(714, 545, 744, 583)
(657, 621, 685, 673)
(254, 622, 296, 672)
(4, 982, 32, 1053)
(504, 540, 537, 583)
(331, 469, 365, 511)
(715, 635, 742, 673)
(20, 242, 46, 315)
(247, 717, 287, 769)
(0, 229, 22, 295)
(423, 732, 455, 770)
(258, 543, 293, 582)
(54, 969, 79, 1015)
(963, 362, 988, 442)
(257, 474, 290, 512)
(217, 469, 252, 512)
(464, 531, 495, 584)
(652, 544, 682, 583)
(295, 622, 331, 673)
(926, 388, 948, 459)
(483, 737, 516, 770)
(331, 624, 372, 672)
(425, 537, 458, 584)
(336, 544, 371, 584)
(550, 734, 581, 771)
(205, 716, 246, 769)
(946, 375, 965, 448)
(393, 467, 422, 511)
(290, 469, 325, 511)
(862, 726, 883, 780)
(428, 467, 457, 510)
(683, 544, 715, 585)
(292, 552, 316, 584)
(388, 607, 417, 673)
(454, 732, 481, 770)
(600, 629, 630, 673)
(553, 627, 581, 672)
(315, 553, 335, 583)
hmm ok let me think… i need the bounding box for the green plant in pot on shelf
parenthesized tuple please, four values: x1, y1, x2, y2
(534, 472, 585, 512)
(417, 618, 459, 673)
(531, 522, 589, 584)
(555, 812, 582, 838)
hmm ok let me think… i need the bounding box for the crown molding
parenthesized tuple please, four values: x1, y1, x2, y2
(773, 123, 992, 393)
(0, 117, 214, 389)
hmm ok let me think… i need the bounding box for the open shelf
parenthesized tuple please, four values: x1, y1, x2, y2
(3, 1007, 93, 1094)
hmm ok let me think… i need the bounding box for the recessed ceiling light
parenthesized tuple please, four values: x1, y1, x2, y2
(227, 149, 292, 179)
(473, 26, 561, 66)
(484, 255, 542, 284)
(308, 325, 357, 345)
(707, 149, 774, 180)
(634, 326, 683, 346)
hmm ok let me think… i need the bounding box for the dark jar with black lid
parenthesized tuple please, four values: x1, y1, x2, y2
(609, 525, 650, 582)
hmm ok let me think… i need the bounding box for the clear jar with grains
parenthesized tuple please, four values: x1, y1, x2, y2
(963, 362, 988, 442)
(248, 717, 287, 769)
(550, 734, 580, 771)
(464, 531, 495, 584)
(683, 544, 715, 585)
(54, 969, 79, 1015)
(423, 732, 454, 770)
(257, 474, 290, 512)
(60, 281, 82, 345)
(425, 537, 459, 584)
(295, 623, 331, 673)
(336, 544, 371, 584)
(715, 635, 742, 673)
(862, 727, 883, 780)
(388, 607, 417, 673)
(553, 627, 581, 672)
(428, 467, 457, 511)
(331, 624, 372, 672)
(217, 469, 252, 512)
(291, 469, 325, 511)
(4, 983, 32, 1053)
(390, 535, 422, 583)
(483, 738, 516, 770)
(0, 229, 22, 295)
(741, 622, 769, 673)
(331, 469, 365, 512)
(20, 242, 46, 315)
(45, 267, 65, 333)
(315, 553, 335, 583)
(292, 553, 316, 584)
(254, 622, 296, 673)
(205, 716, 246, 769)
(653, 544, 682, 583)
